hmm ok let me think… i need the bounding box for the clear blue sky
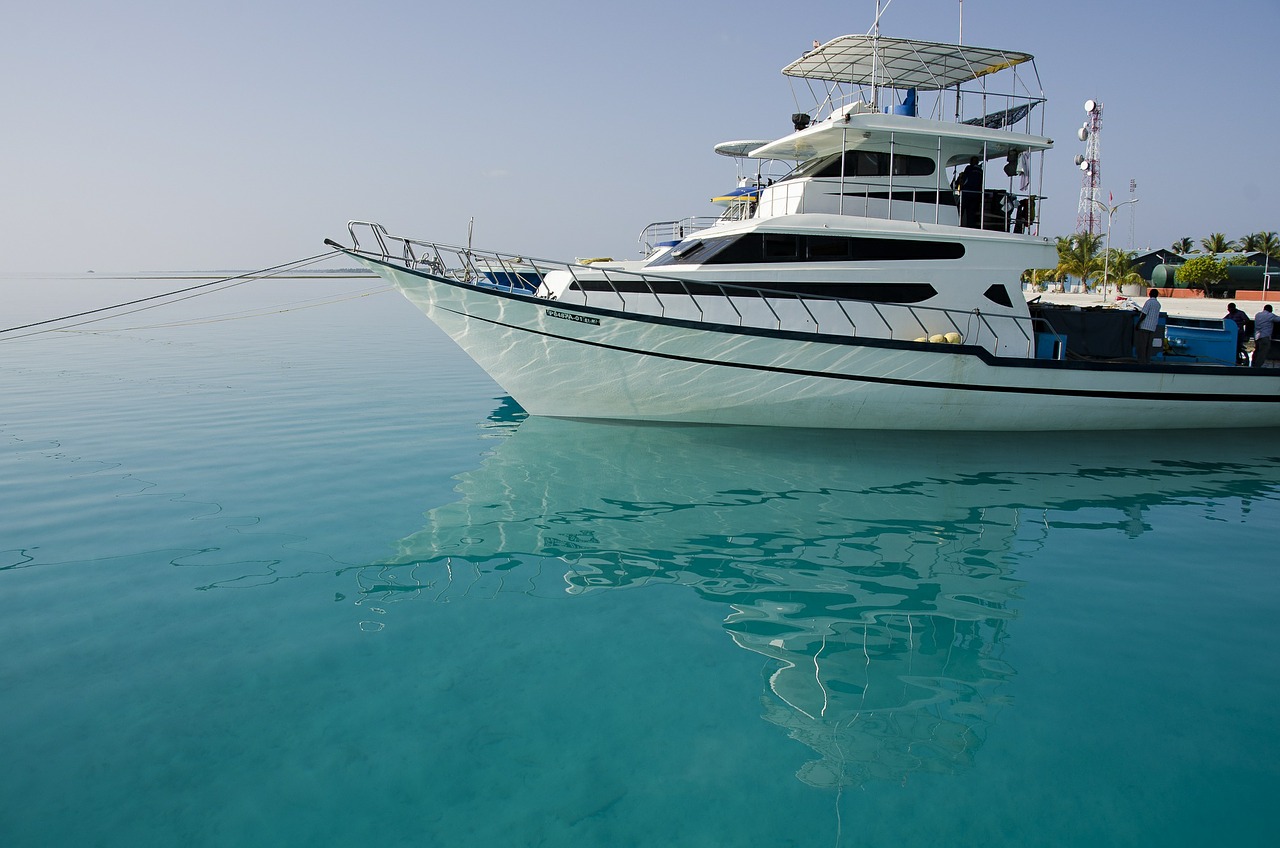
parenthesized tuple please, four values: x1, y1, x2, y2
(5, 0, 1278, 271)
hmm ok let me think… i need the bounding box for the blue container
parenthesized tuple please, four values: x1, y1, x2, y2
(1035, 333, 1065, 360)
(1163, 316, 1236, 365)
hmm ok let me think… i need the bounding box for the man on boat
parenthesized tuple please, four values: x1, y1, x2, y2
(1136, 289, 1161, 364)
(957, 157, 984, 228)
(1252, 304, 1276, 368)
(1224, 302, 1250, 365)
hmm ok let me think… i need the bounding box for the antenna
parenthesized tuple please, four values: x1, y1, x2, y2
(1075, 100, 1103, 236)
(872, 1, 881, 107)
(1129, 179, 1137, 249)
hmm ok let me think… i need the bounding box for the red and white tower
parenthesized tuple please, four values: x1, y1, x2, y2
(1075, 99, 1103, 236)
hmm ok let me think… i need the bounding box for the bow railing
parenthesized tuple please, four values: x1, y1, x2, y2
(335, 221, 1058, 360)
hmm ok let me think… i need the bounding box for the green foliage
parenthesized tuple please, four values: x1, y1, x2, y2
(1021, 267, 1056, 291)
(1239, 231, 1280, 262)
(1200, 232, 1238, 253)
(1102, 248, 1144, 289)
(1054, 233, 1103, 288)
(1024, 229, 1279, 296)
(1176, 255, 1228, 290)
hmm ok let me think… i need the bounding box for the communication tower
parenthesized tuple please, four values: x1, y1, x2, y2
(1074, 100, 1103, 235)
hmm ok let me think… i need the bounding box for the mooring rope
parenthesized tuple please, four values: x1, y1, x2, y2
(89, 284, 388, 332)
(0, 250, 353, 340)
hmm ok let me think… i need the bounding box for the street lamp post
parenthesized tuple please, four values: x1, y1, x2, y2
(1091, 197, 1140, 300)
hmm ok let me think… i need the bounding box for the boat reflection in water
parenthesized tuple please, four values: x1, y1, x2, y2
(366, 410, 1280, 788)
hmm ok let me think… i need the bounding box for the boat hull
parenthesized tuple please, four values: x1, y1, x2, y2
(361, 257, 1280, 431)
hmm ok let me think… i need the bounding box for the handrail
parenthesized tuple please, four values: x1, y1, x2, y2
(760, 177, 1045, 235)
(638, 217, 721, 256)
(343, 221, 1058, 359)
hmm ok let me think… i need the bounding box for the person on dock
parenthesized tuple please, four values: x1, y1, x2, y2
(1252, 304, 1276, 368)
(1136, 289, 1161, 364)
(1225, 302, 1250, 365)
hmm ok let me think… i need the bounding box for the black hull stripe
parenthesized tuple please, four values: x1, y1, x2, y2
(439, 304, 1280, 405)
(354, 252, 1280, 405)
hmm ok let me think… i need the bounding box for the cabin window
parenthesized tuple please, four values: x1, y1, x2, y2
(762, 233, 800, 259)
(646, 236, 734, 267)
(704, 233, 964, 263)
(647, 233, 964, 267)
(671, 240, 702, 261)
(807, 236, 854, 260)
(567, 275, 939, 304)
(983, 284, 1014, 307)
(788, 150, 936, 181)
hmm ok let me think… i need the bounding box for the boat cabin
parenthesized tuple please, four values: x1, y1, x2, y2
(742, 36, 1052, 235)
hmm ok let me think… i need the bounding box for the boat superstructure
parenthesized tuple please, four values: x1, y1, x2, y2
(328, 24, 1280, 430)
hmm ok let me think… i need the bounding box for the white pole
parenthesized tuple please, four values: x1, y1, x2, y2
(1103, 218, 1112, 300)
(1092, 197, 1139, 300)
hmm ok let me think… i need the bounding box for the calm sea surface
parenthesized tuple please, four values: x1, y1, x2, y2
(2, 273, 1279, 847)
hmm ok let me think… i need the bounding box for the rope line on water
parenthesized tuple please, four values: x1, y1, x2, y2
(79, 285, 389, 332)
(0, 250, 347, 340)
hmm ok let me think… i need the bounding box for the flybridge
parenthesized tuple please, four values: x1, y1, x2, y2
(778, 35, 1046, 136)
(783, 36, 1035, 90)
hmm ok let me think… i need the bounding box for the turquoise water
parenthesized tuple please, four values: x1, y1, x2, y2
(3, 274, 1279, 847)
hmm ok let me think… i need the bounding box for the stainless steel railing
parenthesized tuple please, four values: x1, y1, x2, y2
(637, 217, 722, 256)
(342, 221, 1056, 359)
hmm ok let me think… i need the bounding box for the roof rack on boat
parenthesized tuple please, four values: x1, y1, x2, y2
(777, 35, 1046, 137)
(783, 36, 1034, 90)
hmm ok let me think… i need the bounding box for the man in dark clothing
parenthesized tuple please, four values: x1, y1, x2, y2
(1224, 302, 1250, 365)
(957, 157, 984, 228)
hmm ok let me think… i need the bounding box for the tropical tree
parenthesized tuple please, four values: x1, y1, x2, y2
(1020, 267, 1056, 290)
(1260, 231, 1280, 262)
(1171, 236, 1193, 254)
(1200, 232, 1238, 254)
(1101, 248, 1145, 292)
(1239, 231, 1280, 262)
(1176, 255, 1228, 291)
(1054, 233, 1103, 289)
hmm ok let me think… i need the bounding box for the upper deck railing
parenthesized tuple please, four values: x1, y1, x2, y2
(785, 36, 1048, 138)
(637, 218, 720, 257)
(337, 221, 1057, 360)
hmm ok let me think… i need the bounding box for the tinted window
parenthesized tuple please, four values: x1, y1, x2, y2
(792, 150, 936, 180)
(646, 237, 735, 267)
(567, 276, 938, 304)
(807, 236, 854, 260)
(762, 233, 800, 259)
(649, 233, 964, 267)
(704, 233, 964, 263)
(671, 239, 706, 261)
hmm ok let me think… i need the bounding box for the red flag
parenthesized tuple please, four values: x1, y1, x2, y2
(1109, 191, 1113, 203)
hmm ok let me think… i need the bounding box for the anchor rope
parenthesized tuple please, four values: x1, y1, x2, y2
(86, 284, 388, 332)
(0, 250, 353, 340)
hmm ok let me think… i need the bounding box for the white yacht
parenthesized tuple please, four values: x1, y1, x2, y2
(328, 28, 1280, 430)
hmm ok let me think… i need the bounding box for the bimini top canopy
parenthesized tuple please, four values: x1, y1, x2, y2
(783, 35, 1033, 91)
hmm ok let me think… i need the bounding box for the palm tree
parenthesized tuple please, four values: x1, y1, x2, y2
(1055, 233, 1103, 289)
(1239, 231, 1280, 262)
(1200, 232, 1238, 254)
(1171, 236, 1193, 254)
(1102, 248, 1145, 292)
